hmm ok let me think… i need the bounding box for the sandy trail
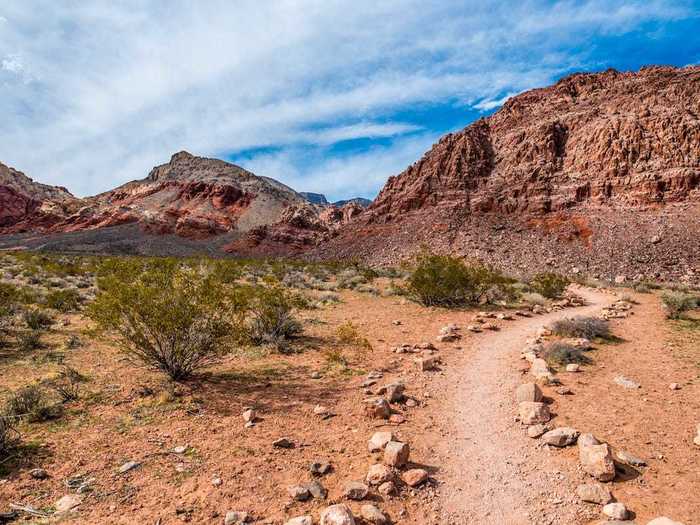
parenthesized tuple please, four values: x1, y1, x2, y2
(432, 287, 615, 524)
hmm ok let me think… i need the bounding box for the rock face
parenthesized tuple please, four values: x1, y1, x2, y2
(314, 66, 700, 283)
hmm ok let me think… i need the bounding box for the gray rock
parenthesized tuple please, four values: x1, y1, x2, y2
(603, 502, 629, 520)
(320, 504, 355, 525)
(515, 382, 543, 403)
(542, 427, 580, 447)
(527, 424, 548, 438)
(368, 431, 394, 453)
(30, 468, 48, 479)
(225, 511, 251, 524)
(273, 437, 295, 449)
(288, 484, 311, 501)
(518, 401, 551, 425)
(342, 481, 369, 501)
(305, 480, 328, 500)
(360, 504, 389, 524)
(615, 450, 647, 467)
(117, 461, 140, 474)
(614, 375, 641, 389)
(366, 463, 394, 485)
(310, 460, 332, 476)
(576, 482, 613, 504)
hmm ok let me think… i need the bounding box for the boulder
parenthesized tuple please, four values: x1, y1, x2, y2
(366, 464, 395, 485)
(320, 504, 356, 525)
(579, 440, 616, 482)
(515, 382, 543, 403)
(576, 483, 613, 504)
(541, 427, 580, 447)
(368, 431, 394, 453)
(383, 441, 410, 467)
(518, 401, 551, 425)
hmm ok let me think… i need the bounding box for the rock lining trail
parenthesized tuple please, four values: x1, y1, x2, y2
(433, 287, 614, 524)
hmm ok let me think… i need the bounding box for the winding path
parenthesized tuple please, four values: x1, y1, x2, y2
(432, 287, 615, 524)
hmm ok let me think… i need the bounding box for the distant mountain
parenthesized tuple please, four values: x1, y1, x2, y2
(300, 192, 371, 208)
(332, 197, 372, 207)
(299, 192, 329, 205)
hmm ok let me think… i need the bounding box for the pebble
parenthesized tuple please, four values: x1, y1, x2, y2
(118, 461, 140, 474)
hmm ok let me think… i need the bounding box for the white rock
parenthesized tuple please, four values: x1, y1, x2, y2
(647, 518, 685, 525)
(515, 382, 543, 403)
(360, 504, 389, 525)
(368, 431, 394, 453)
(321, 504, 356, 525)
(566, 363, 581, 372)
(54, 494, 82, 513)
(285, 517, 313, 525)
(118, 461, 140, 474)
(603, 502, 628, 520)
(518, 401, 551, 425)
(614, 375, 640, 389)
(366, 464, 394, 485)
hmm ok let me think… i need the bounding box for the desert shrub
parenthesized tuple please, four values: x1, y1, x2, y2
(0, 416, 20, 461)
(661, 291, 699, 320)
(4, 385, 60, 422)
(248, 286, 303, 352)
(550, 316, 610, 339)
(632, 282, 652, 293)
(521, 292, 547, 305)
(23, 309, 52, 330)
(17, 330, 42, 352)
(45, 367, 86, 402)
(335, 321, 372, 351)
(45, 288, 81, 312)
(337, 269, 366, 290)
(544, 341, 592, 366)
(317, 292, 341, 305)
(356, 285, 379, 295)
(407, 252, 514, 307)
(64, 334, 82, 349)
(88, 262, 249, 380)
(529, 272, 570, 299)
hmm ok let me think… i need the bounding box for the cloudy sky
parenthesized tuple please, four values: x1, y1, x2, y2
(1, 1, 699, 201)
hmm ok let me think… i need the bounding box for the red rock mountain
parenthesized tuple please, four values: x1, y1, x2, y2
(316, 66, 700, 282)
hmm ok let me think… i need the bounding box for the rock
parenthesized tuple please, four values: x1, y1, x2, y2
(172, 445, 188, 454)
(343, 481, 369, 500)
(285, 517, 313, 525)
(614, 375, 641, 389)
(566, 363, 581, 372)
(288, 485, 311, 501)
(212, 476, 223, 486)
(530, 358, 555, 383)
(385, 382, 405, 403)
(313, 404, 330, 416)
(415, 356, 439, 371)
(615, 450, 647, 467)
(364, 398, 391, 419)
(242, 408, 256, 422)
(496, 313, 514, 320)
(578, 433, 601, 448)
(368, 431, 394, 453)
(310, 372, 322, 379)
(579, 440, 616, 482)
(360, 504, 389, 525)
(402, 468, 428, 487)
(366, 464, 395, 485)
(383, 441, 410, 467)
(603, 502, 629, 520)
(378, 481, 396, 496)
(436, 333, 459, 343)
(225, 511, 252, 524)
(54, 494, 82, 513)
(669, 383, 681, 390)
(467, 324, 482, 332)
(305, 480, 328, 500)
(118, 461, 140, 474)
(29, 468, 48, 479)
(518, 401, 551, 425)
(273, 437, 295, 449)
(310, 461, 332, 476)
(556, 386, 574, 395)
(320, 504, 356, 525)
(576, 483, 613, 504)
(694, 435, 700, 447)
(515, 382, 543, 403)
(388, 414, 405, 425)
(646, 518, 685, 525)
(542, 427, 580, 447)
(405, 398, 418, 408)
(527, 424, 548, 438)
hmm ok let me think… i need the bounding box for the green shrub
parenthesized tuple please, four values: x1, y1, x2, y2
(550, 316, 610, 339)
(521, 292, 547, 305)
(23, 309, 52, 330)
(529, 272, 570, 299)
(407, 252, 513, 307)
(544, 341, 592, 366)
(88, 262, 250, 380)
(248, 286, 303, 352)
(4, 385, 60, 422)
(45, 289, 81, 312)
(661, 291, 699, 320)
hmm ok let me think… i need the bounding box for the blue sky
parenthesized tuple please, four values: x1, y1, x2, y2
(1, 1, 699, 201)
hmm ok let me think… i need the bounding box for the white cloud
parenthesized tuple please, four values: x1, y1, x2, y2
(0, 1, 693, 199)
(473, 92, 520, 111)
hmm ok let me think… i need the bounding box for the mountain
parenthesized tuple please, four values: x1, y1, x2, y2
(315, 66, 700, 283)
(332, 197, 372, 208)
(299, 192, 372, 208)
(299, 192, 329, 205)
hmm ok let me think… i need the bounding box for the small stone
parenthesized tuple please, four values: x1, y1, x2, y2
(288, 485, 311, 501)
(603, 502, 628, 520)
(542, 427, 580, 447)
(225, 511, 251, 524)
(518, 401, 551, 425)
(273, 437, 295, 449)
(392, 320, 402, 325)
(118, 461, 140, 474)
(360, 504, 389, 525)
(556, 386, 574, 395)
(669, 383, 681, 390)
(285, 517, 313, 525)
(310, 372, 322, 379)
(342, 481, 369, 501)
(30, 468, 49, 479)
(211, 476, 223, 486)
(405, 398, 418, 408)
(54, 494, 82, 513)
(242, 408, 256, 422)
(366, 464, 395, 485)
(383, 441, 410, 467)
(402, 468, 428, 487)
(320, 504, 356, 525)
(566, 363, 581, 372)
(364, 398, 391, 419)
(310, 461, 332, 476)
(579, 438, 616, 482)
(515, 382, 543, 403)
(694, 435, 700, 447)
(313, 405, 330, 416)
(172, 445, 188, 454)
(378, 481, 395, 496)
(576, 483, 613, 504)
(527, 424, 548, 438)
(613, 375, 640, 389)
(385, 382, 405, 403)
(388, 414, 405, 425)
(306, 480, 328, 500)
(615, 450, 647, 467)
(415, 356, 439, 371)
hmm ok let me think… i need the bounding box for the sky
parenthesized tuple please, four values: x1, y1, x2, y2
(1, 1, 699, 202)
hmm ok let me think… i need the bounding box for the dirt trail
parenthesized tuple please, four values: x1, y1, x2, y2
(432, 287, 615, 524)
